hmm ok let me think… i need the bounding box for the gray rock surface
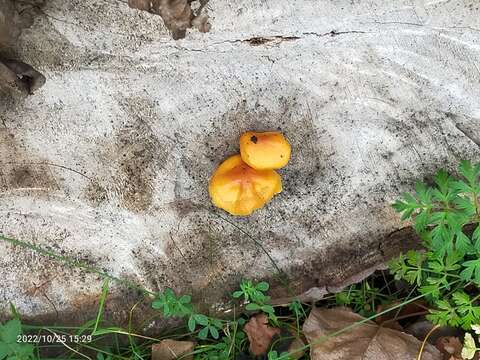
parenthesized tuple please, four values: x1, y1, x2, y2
(0, 0, 480, 323)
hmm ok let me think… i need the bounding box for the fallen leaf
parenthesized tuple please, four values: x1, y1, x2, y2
(152, 339, 195, 360)
(127, 0, 150, 11)
(288, 336, 306, 360)
(375, 301, 427, 326)
(436, 337, 462, 359)
(303, 307, 442, 360)
(405, 320, 461, 344)
(244, 313, 281, 356)
(127, 0, 210, 39)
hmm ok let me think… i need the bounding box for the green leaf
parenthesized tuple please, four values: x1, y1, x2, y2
(427, 299, 461, 327)
(460, 264, 474, 282)
(416, 182, 432, 204)
(8, 305, 19, 321)
(431, 223, 453, 257)
(428, 260, 444, 274)
(392, 200, 409, 213)
(0, 319, 22, 343)
(151, 298, 164, 310)
(211, 318, 222, 329)
(209, 326, 219, 339)
(268, 351, 279, 360)
(198, 327, 209, 340)
(163, 303, 170, 317)
(459, 160, 477, 185)
(92, 278, 110, 335)
(178, 295, 191, 304)
(434, 169, 451, 195)
(256, 282, 269, 291)
(414, 210, 429, 233)
(245, 303, 262, 311)
(453, 195, 476, 216)
(0, 343, 9, 360)
(452, 291, 470, 306)
(261, 305, 275, 314)
(193, 314, 209, 326)
(188, 316, 196, 332)
(419, 284, 440, 300)
(452, 180, 473, 194)
(473, 225, 480, 251)
(13, 343, 34, 359)
(461, 259, 480, 283)
(455, 230, 473, 256)
(392, 192, 421, 220)
(445, 251, 462, 270)
(451, 291, 480, 328)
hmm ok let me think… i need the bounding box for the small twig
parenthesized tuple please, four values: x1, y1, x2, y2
(417, 324, 440, 360)
(381, 271, 392, 296)
(380, 310, 429, 325)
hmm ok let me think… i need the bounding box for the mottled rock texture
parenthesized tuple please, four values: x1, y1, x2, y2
(0, 0, 479, 326)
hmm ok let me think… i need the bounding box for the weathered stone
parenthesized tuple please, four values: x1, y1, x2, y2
(0, 0, 479, 327)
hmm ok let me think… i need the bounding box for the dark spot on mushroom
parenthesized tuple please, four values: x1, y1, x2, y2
(250, 135, 258, 144)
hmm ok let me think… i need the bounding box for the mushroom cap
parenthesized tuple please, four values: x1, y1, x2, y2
(208, 154, 282, 216)
(240, 131, 291, 170)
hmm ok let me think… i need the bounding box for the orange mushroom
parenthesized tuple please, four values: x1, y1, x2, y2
(208, 154, 282, 216)
(239, 131, 291, 170)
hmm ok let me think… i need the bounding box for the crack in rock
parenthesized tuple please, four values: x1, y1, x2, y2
(455, 123, 480, 148)
(446, 112, 480, 148)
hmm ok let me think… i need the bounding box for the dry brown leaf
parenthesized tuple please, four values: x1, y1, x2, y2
(435, 337, 462, 359)
(152, 339, 195, 360)
(405, 320, 461, 344)
(288, 337, 306, 360)
(244, 313, 281, 356)
(127, 0, 210, 39)
(303, 307, 442, 360)
(375, 301, 427, 325)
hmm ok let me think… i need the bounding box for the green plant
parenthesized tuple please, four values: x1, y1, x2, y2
(193, 327, 247, 360)
(0, 319, 34, 360)
(267, 350, 293, 360)
(334, 279, 390, 317)
(152, 288, 223, 340)
(233, 280, 278, 323)
(232, 280, 270, 304)
(96, 353, 113, 360)
(152, 288, 194, 318)
(391, 160, 480, 329)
